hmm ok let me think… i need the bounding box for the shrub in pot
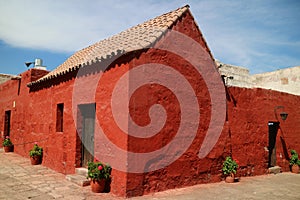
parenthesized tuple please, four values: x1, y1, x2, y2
(29, 143, 43, 165)
(87, 161, 112, 193)
(222, 156, 238, 183)
(290, 150, 300, 174)
(2, 136, 13, 152)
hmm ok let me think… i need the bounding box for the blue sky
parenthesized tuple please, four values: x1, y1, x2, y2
(0, 0, 299, 75)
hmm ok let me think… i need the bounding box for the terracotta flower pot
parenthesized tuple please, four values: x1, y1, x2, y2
(291, 165, 299, 174)
(225, 173, 235, 183)
(3, 145, 13, 152)
(30, 155, 42, 165)
(90, 179, 106, 193)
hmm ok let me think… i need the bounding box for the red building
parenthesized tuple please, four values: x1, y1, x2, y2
(0, 5, 299, 197)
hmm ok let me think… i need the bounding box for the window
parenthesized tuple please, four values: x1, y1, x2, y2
(56, 103, 64, 132)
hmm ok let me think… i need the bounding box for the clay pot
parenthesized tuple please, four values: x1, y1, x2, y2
(225, 173, 235, 183)
(3, 145, 13, 152)
(291, 165, 299, 174)
(30, 155, 42, 165)
(90, 179, 106, 193)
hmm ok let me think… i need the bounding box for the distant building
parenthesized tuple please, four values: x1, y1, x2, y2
(0, 73, 20, 84)
(216, 60, 254, 88)
(217, 60, 300, 95)
(253, 66, 300, 95)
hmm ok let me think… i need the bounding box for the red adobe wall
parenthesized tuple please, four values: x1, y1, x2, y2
(92, 11, 300, 197)
(0, 68, 129, 197)
(0, 75, 19, 144)
(0, 69, 75, 174)
(227, 87, 300, 174)
(118, 85, 300, 197)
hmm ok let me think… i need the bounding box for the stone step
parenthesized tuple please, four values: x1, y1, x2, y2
(75, 167, 88, 177)
(268, 166, 281, 174)
(66, 174, 90, 187)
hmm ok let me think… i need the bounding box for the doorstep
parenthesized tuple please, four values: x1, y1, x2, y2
(66, 167, 90, 187)
(268, 166, 281, 174)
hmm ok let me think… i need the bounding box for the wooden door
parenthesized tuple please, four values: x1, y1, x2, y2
(79, 104, 95, 167)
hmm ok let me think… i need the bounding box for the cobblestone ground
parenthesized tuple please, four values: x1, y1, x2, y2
(1, 149, 300, 200)
(0, 150, 122, 200)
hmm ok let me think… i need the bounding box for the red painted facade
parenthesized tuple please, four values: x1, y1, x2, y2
(0, 10, 299, 198)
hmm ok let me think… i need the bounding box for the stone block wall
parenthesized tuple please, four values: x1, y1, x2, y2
(253, 66, 300, 95)
(217, 61, 300, 96)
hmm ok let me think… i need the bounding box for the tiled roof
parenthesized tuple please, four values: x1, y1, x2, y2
(28, 5, 190, 86)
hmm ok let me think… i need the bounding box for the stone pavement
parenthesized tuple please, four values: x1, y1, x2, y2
(132, 173, 300, 200)
(0, 150, 121, 200)
(1, 150, 300, 200)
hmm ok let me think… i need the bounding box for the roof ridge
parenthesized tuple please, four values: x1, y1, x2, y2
(28, 5, 190, 87)
(76, 5, 190, 54)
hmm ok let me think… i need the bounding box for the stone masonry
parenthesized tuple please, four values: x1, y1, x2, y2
(216, 60, 300, 95)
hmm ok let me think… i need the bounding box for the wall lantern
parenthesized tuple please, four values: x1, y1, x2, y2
(279, 112, 288, 121)
(274, 106, 288, 121)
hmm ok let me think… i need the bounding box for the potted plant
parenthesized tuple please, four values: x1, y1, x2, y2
(87, 161, 112, 193)
(290, 149, 300, 174)
(2, 136, 14, 152)
(222, 156, 238, 183)
(29, 142, 43, 165)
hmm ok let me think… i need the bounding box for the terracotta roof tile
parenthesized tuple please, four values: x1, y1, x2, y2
(28, 5, 190, 86)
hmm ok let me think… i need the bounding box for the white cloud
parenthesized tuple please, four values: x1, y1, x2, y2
(0, 0, 299, 73)
(0, 0, 179, 52)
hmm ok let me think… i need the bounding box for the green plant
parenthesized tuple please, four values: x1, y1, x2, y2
(222, 156, 238, 175)
(290, 150, 300, 166)
(87, 161, 112, 181)
(2, 136, 13, 147)
(29, 143, 43, 157)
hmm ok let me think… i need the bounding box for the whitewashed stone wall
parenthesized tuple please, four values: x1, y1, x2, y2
(216, 60, 254, 88)
(252, 66, 300, 96)
(216, 60, 300, 96)
(0, 74, 16, 84)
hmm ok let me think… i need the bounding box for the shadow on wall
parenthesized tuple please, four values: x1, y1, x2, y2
(278, 125, 290, 160)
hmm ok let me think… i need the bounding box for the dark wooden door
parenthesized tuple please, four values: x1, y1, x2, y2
(4, 110, 11, 137)
(268, 121, 280, 167)
(79, 104, 95, 167)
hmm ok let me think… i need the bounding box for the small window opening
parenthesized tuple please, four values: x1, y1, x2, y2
(4, 110, 11, 137)
(56, 103, 64, 132)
